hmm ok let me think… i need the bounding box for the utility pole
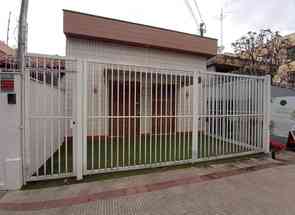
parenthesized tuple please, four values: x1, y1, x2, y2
(6, 11, 11, 45)
(17, 0, 29, 186)
(219, 8, 224, 53)
(17, 0, 29, 69)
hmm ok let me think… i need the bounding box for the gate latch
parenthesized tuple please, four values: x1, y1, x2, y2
(70, 120, 76, 128)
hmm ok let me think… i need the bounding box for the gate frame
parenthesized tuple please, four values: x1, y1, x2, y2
(76, 59, 271, 181)
(21, 58, 271, 183)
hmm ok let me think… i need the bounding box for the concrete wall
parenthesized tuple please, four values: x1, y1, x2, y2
(271, 96, 295, 141)
(0, 75, 22, 190)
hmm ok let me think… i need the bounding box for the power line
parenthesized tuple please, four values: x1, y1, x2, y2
(184, 0, 199, 30)
(184, 0, 206, 36)
(6, 11, 12, 45)
(192, 0, 204, 23)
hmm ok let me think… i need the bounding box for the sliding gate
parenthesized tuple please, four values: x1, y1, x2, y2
(23, 58, 270, 182)
(83, 61, 270, 176)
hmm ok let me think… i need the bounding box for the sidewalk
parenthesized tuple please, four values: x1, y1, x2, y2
(0, 151, 294, 215)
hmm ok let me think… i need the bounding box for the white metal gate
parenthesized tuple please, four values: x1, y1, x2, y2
(23, 58, 271, 182)
(24, 56, 78, 182)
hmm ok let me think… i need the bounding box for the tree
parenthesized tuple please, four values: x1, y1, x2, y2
(232, 29, 291, 79)
(232, 31, 260, 75)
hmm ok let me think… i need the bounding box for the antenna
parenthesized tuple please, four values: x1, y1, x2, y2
(6, 11, 12, 45)
(192, 0, 206, 36)
(219, 8, 224, 53)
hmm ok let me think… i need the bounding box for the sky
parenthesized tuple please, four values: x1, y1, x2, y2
(1, 0, 295, 56)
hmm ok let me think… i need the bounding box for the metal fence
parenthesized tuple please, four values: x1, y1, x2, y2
(21, 57, 271, 182)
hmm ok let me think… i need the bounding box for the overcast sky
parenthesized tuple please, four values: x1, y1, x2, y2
(1, 0, 294, 56)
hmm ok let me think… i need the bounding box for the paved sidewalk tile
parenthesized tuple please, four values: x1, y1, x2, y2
(0, 152, 294, 215)
(2, 164, 295, 215)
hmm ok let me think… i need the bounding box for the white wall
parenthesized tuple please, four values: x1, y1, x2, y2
(66, 38, 207, 71)
(0, 75, 22, 190)
(271, 96, 295, 139)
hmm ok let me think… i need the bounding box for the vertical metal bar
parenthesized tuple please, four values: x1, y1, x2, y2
(50, 60, 54, 175)
(227, 76, 230, 154)
(128, 65, 131, 166)
(82, 60, 88, 173)
(160, 73, 163, 162)
(182, 74, 186, 160)
(165, 72, 168, 162)
(178, 74, 181, 160)
(238, 77, 242, 152)
(57, 59, 61, 174)
(43, 58, 47, 175)
(134, 69, 137, 165)
(216, 76, 220, 156)
(249, 79, 253, 150)
(184, 74, 187, 160)
(213, 75, 216, 156)
(260, 79, 263, 150)
(197, 72, 205, 159)
(145, 69, 148, 164)
(214, 75, 217, 156)
(244, 78, 247, 150)
(257, 79, 260, 151)
(208, 75, 211, 158)
(219, 76, 222, 155)
(253, 79, 256, 150)
(222, 75, 225, 156)
(64, 61, 68, 173)
(139, 69, 142, 164)
(259, 79, 262, 151)
(117, 65, 120, 167)
(186, 72, 192, 159)
(98, 63, 101, 169)
(236, 77, 239, 152)
(248, 79, 251, 149)
(258, 79, 262, 150)
(149, 70, 154, 164)
(169, 71, 173, 161)
(104, 65, 108, 169)
(233, 77, 236, 154)
(34, 59, 39, 176)
(82, 61, 88, 173)
(91, 64, 94, 170)
(174, 73, 177, 161)
(122, 66, 126, 167)
(232, 76, 235, 152)
(111, 64, 114, 168)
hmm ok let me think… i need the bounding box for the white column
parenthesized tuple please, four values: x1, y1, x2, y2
(74, 60, 84, 180)
(192, 71, 199, 160)
(82, 61, 88, 174)
(4, 74, 23, 190)
(263, 75, 271, 153)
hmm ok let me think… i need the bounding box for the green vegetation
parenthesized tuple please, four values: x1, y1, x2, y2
(34, 133, 250, 176)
